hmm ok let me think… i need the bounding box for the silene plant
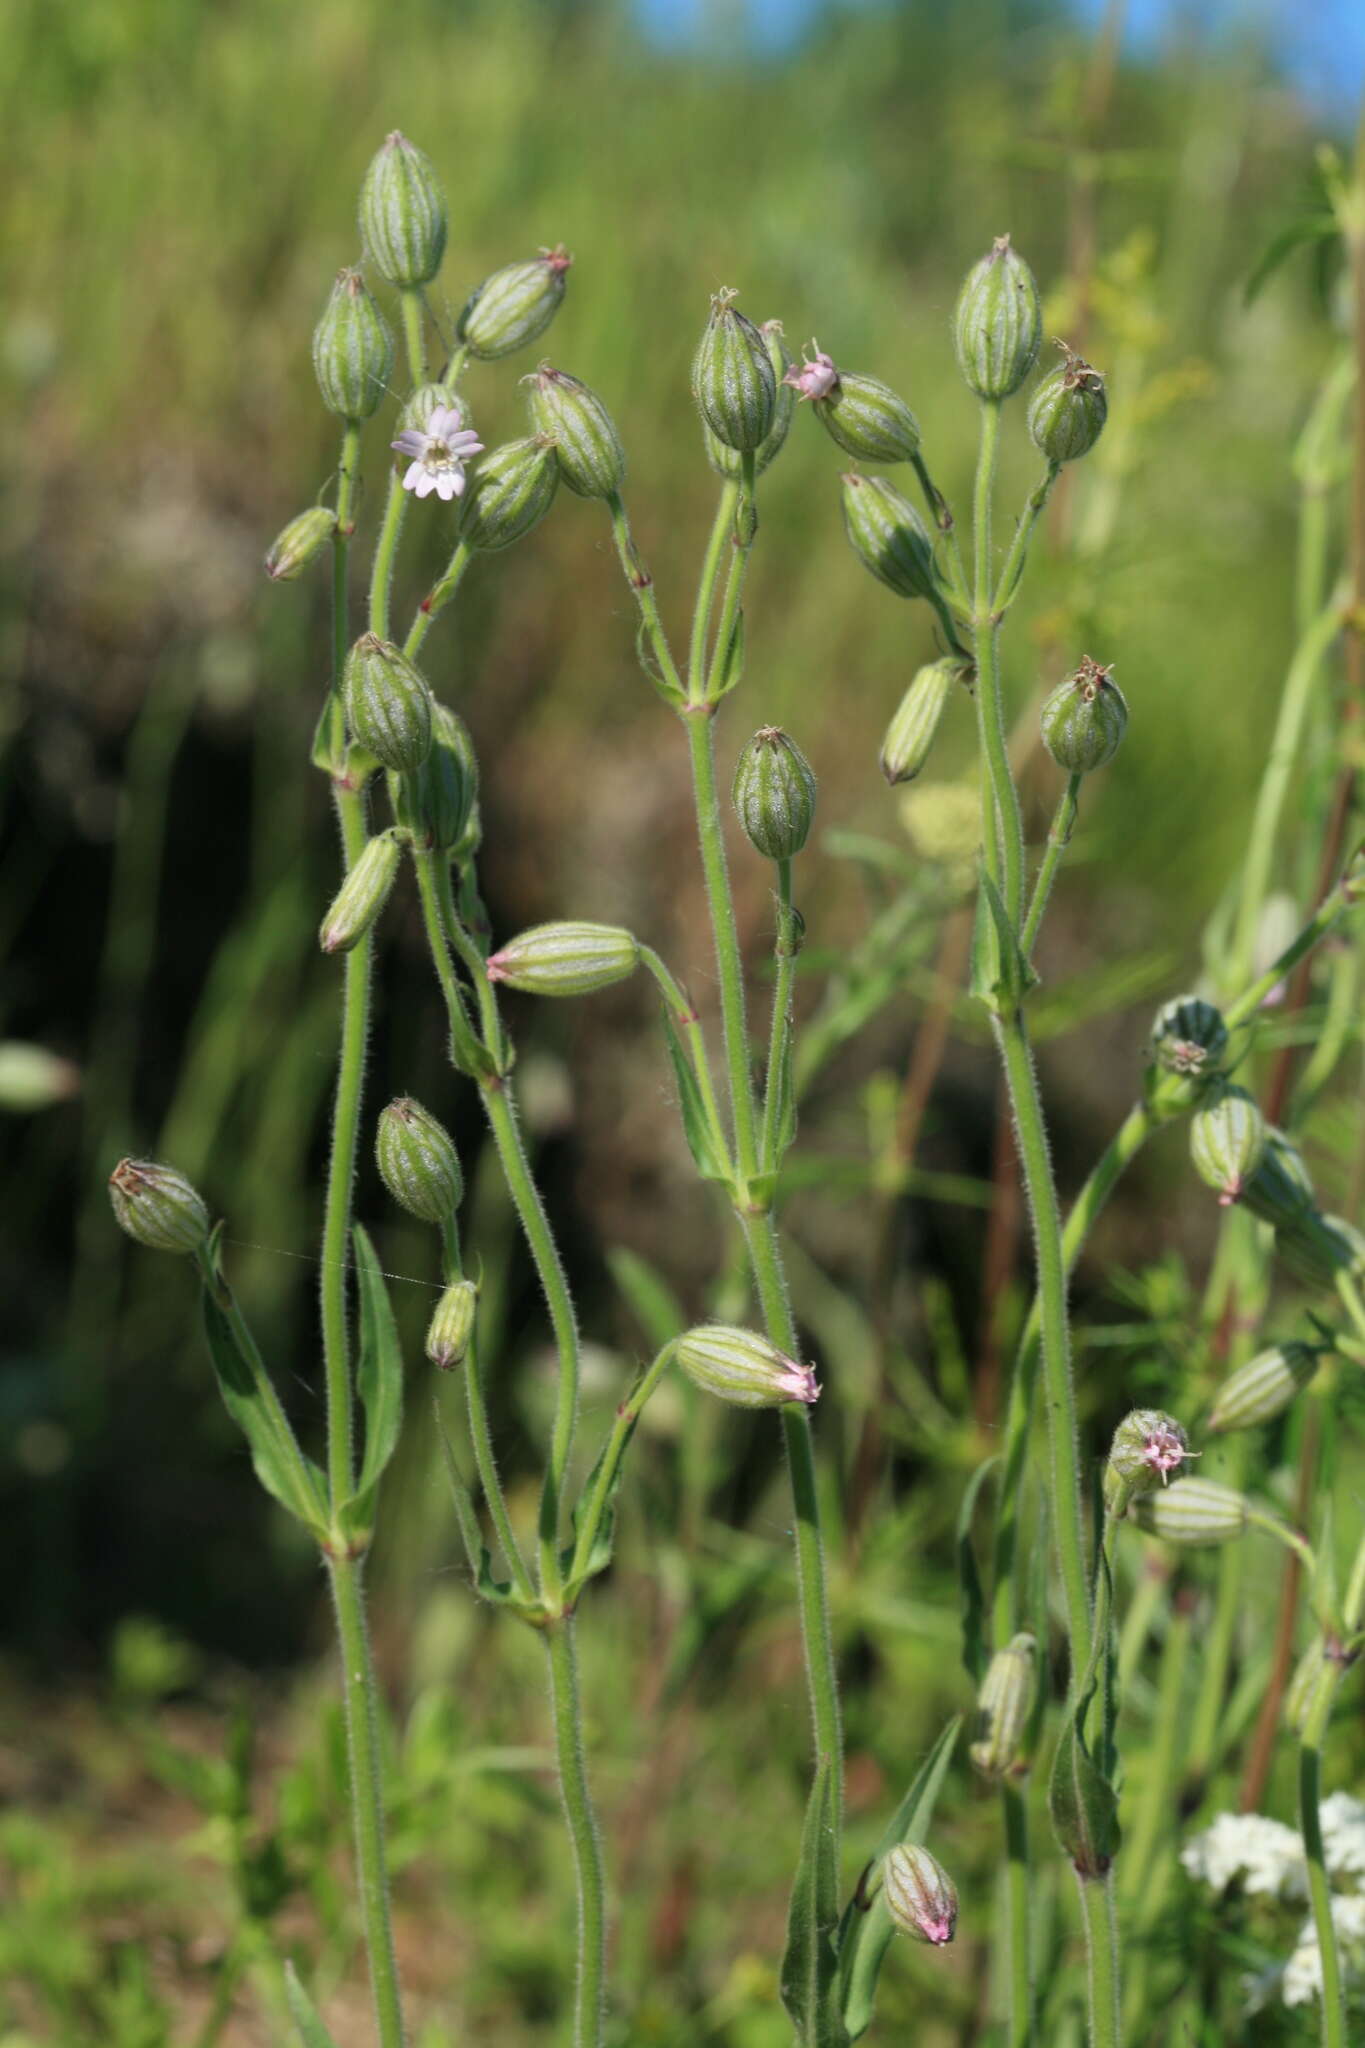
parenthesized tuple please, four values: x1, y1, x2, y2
(109, 133, 1365, 2048)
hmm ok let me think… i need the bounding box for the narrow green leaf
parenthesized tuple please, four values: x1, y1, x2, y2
(780, 1756, 848, 2046)
(564, 1419, 634, 1594)
(713, 607, 745, 700)
(956, 1458, 1000, 1686)
(351, 1225, 405, 1505)
(434, 1403, 519, 1608)
(284, 1962, 340, 2047)
(770, 993, 797, 1166)
(658, 1002, 731, 1182)
(976, 865, 1036, 1013)
(1244, 213, 1338, 305)
(200, 1287, 328, 1534)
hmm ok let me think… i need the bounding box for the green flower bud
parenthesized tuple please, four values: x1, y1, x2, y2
(841, 471, 938, 601)
(400, 381, 465, 436)
(343, 633, 433, 774)
(1040, 656, 1128, 774)
(1132, 1478, 1249, 1547)
(1241, 1126, 1317, 1230)
(882, 1842, 958, 1947)
(1027, 348, 1108, 464)
(1190, 1083, 1268, 1206)
(457, 247, 572, 361)
(691, 289, 777, 453)
(813, 370, 921, 464)
(265, 506, 338, 582)
(312, 268, 395, 422)
(375, 1096, 462, 1225)
(359, 130, 447, 288)
(393, 701, 478, 853)
(1103, 1409, 1194, 1520)
(1208, 1342, 1321, 1434)
(486, 921, 640, 997)
(674, 1323, 819, 1408)
(1275, 1209, 1365, 1289)
(525, 364, 626, 499)
(318, 832, 401, 954)
(1150, 995, 1230, 1082)
(969, 1632, 1037, 1780)
(108, 1158, 210, 1256)
(880, 658, 971, 785)
(954, 235, 1042, 401)
(705, 320, 793, 478)
(732, 727, 817, 861)
(426, 1278, 478, 1371)
(459, 436, 559, 552)
(1284, 1637, 1331, 1736)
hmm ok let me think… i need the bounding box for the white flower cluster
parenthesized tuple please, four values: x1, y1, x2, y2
(1180, 1811, 1307, 1900)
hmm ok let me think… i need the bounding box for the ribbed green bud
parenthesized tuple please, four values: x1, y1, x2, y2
(674, 1324, 819, 1408)
(1242, 1126, 1317, 1229)
(692, 289, 777, 453)
(265, 506, 337, 582)
(1133, 1478, 1249, 1547)
(1103, 1409, 1193, 1519)
(1027, 349, 1108, 464)
(457, 247, 572, 361)
(426, 1279, 478, 1371)
(1275, 1209, 1365, 1289)
(393, 701, 478, 853)
(1040, 656, 1128, 773)
(882, 1843, 958, 1947)
(704, 321, 793, 478)
(108, 1158, 210, 1256)
(1150, 995, 1230, 1081)
(526, 364, 626, 499)
(343, 633, 433, 774)
(1284, 1638, 1331, 1736)
(813, 370, 921, 464)
(486, 921, 640, 997)
(400, 381, 465, 436)
(1190, 1083, 1268, 1206)
(841, 472, 937, 600)
(732, 727, 817, 861)
(459, 436, 559, 552)
(1208, 1342, 1321, 1434)
(312, 268, 395, 422)
(318, 832, 401, 954)
(969, 1633, 1036, 1780)
(375, 1096, 462, 1225)
(954, 236, 1042, 401)
(359, 131, 447, 287)
(880, 659, 970, 784)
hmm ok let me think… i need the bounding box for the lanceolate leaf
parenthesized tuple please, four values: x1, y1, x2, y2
(658, 1002, 731, 1183)
(351, 1224, 405, 1510)
(1244, 212, 1338, 306)
(434, 1403, 521, 1609)
(200, 1277, 328, 1537)
(956, 1457, 1000, 1687)
(780, 1756, 849, 2047)
(284, 1962, 340, 2048)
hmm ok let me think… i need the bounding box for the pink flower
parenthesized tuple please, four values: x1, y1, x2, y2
(391, 403, 484, 501)
(783, 342, 839, 401)
(1142, 1422, 1196, 1485)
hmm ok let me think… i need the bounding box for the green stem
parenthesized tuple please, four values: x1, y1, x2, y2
(404, 540, 474, 663)
(704, 452, 756, 700)
(1077, 1873, 1120, 2048)
(545, 1620, 606, 2048)
(399, 289, 426, 385)
(440, 1217, 535, 1605)
(640, 945, 732, 1177)
(443, 341, 470, 388)
(1021, 773, 1082, 960)
(1300, 1659, 1346, 2048)
(328, 1556, 406, 2048)
(912, 449, 969, 603)
(759, 859, 798, 1173)
(688, 485, 739, 703)
(972, 399, 1026, 926)
(1001, 1779, 1034, 2048)
(1119, 1597, 1192, 1909)
(369, 470, 409, 641)
(568, 1344, 675, 1591)
(437, 861, 508, 1072)
(683, 709, 760, 1174)
(1224, 888, 1352, 1030)
(412, 851, 487, 1076)
(606, 490, 684, 700)
(993, 462, 1062, 617)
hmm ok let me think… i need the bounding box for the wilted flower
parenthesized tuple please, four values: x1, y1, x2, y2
(783, 341, 839, 401)
(391, 402, 484, 501)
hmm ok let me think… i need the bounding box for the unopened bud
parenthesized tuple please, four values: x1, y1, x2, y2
(880, 659, 970, 784)
(813, 368, 921, 464)
(344, 633, 433, 774)
(692, 289, 777, 454)
(108, 1158, 210, 1256)
(1103, 1409, 1195, 1519)
(458, 247, 572, 361)
(375, 1097, 462, 1225)
(969, 1633, 1036, 1779)
(1027, 347, 1108, 464)
(400, 381, 468, 436)
(486, 921, 640, 997)
(882, 1842, 958, 1947)
(1190, 1084, 1268, 1206)
(526, 364, 626, 499)
(1241, 1127, 1317, 1230)
(265, 506, 337, 582)
(1040, 656, 1127, 774)
(459, 436, 559, 551)
(319, 832, 401, 953)
(1284, 1638, 1331, 1736)
(312, 268, 395, 422)
(954, 236, 1042, 401)
(1275, 1209, 1365, 1289)
(359, 131, 447, 287)
(1208, 1342, 1321, 1434)
(426, 1278, 478, 1370)
(841, 472, 938, 601)
(706, 320, 793, 478)
(1132, 1477, 1248, 1547)
(674, 1324, 819, 1408)
(1150, 995, 1229, 1082)
(732, 727, 817, 861)
(393, 701, 478, 853)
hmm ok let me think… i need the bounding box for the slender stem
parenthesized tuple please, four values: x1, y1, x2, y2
(437, 861, 507, 1071)
(1300, 1658, 1346, 2048)
(1120, 1595, 1192, 1908)
(605, 491, 684, 700)
(399, 289, 426, 385)
(704, 454, 757, 700)
(994, 462, 1062, 617)
(545, 1620, 606, 2048)
(912, 449, 969, 602)
(1022, 773, 1082, 960)
(688, 486, 739, 702)
(683, 709, 760, 1175)
(1246, 1507, 1318, 1585)
(759, 859, 798, 1173)
(568, 1344, 675, 1590)
(972, 399, 1026, 926)
(1224, 888, 1350, 1030)
(404, 540, 474, 663)
(369, 470, 409, 641)
(1077, 1873, 1120, 2048)
(443, 341, 470, 387)
(1001, 1780, 1034, 2048)
(412, 851, 486, 1075)
(328, 1556, 406, 2048)
(440, 1217, 535, 1603)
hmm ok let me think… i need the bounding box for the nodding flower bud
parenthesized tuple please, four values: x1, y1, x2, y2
(265, 506, 337, 582)
(393, 701, 478, 853)
(841, 472, 938, 601)
(1275, 1209, 1365, 1289)
(1241, 1126, 1317, 1230)
(969, 1633, 1037, 1780)
(732, 727, 817, 861)
(108, 1158, 210, 1256)
(1027, 346, 1108, 464)
(319, 832, 401, 954)
(882, 1842, 958, 1947)
(880, 658, 972, 785)
(525, 364, 626, 499)
(1103, 1409, 1195, 1519)
(312, 268, 395, 422)
(1040, 656, 1128, 773)
(706, 321, 794, 479)
(954, 235, 1042, 401)
(343, 633, 433, 774)
(457, 247, 572, 361)
(485, 921, 640, 997)
(459, 436, 559, 551)
(359, 130, 447, 287)
(1132, 1477, 1249, 1548)
(426, 1278, 478, 1371)
(1208, 1342, 1322, 1434)
(1150, 995, 1230, 1082)
(1190, 1084, 1268, 1207)
(674, 1324, 819, 1408)
(692, 289, 778, 453)
(812, 368, 921, 464)
(375, 1097, 463, 1225)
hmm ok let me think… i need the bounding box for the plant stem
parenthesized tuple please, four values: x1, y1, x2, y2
(439, 1219, 535, 1603)
(972, 399, 1026, 924)
(704, 452, 756, 700)
(605, 490, 684, 700)
(683, 709, 760, 1172)
(688, 486, 739, 702)
(404, 540, 474, 662)
(1021, 773, 1082, 960)
(369, 471, 409, 640)
(759, 858, 797, 1173)
(328, 1555, 406, 2048)
(1077, 1873, 1120, 2048)
(994, 462, 1062, 617)
(1001, 1779, 1034, 2047)
(568, 1345, 675, 1590)
(1224, 886, 1351, 1031)
(640, 946, 732, 1175)
(399, 289, 426, 384)
(1300, 1657, 1346, 2048)
(545, 1619, 606, 2048)
(1120, 1594, 1192, 1909)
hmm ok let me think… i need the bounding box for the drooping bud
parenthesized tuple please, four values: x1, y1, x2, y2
(393, 701, 478, 853)
(426, 1279, 478, 1371)
(1103, 1409, 1195, 1519)
(525, 365, 626, 499)
(674, 1323, 819, 1408)
(457, 247, 572, 361)
(1241, 1126, 1317, 1230)
(880, 659, 971, 784)
(108, 1158, 210, 1256)
(319, 832, 402, 954)
(1208, 1343, 1322, 1434)
(1040, 656, 1128, 774)
(953, 236, 1042, 401)
(312, 269, 395, 422)
(265, 506, 338, 582)
(1150, 995, 1230, 1082)
(1190, 1084, 1268, 1206)
(732, 727, 817, 861)
(706, 321, 794, 479)
(813, 369, 921, 464)
(459, 436, 559, 551)
(882, 1842, 958, 1947)
(1027, 347, 1108, 464)
(485, 921, 640, 997)
(692, 289, 778, 453)
(841, 472, 938, 601)
(343, 633, 433, 774)
(1132, 1478, 1249, 1547)
(1275, 1209, 1365, 1289)
(375, 1097, 463, 1225)
(359, 131, 447, 287)
(969, 1633, 1037, 1780)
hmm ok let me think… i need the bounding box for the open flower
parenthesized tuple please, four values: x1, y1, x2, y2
(783, 341, 839, 401)
(391, 403, 484, 500)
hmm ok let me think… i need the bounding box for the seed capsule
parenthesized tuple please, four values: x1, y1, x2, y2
(692, 289, 778, 454)
(458, 247, 572, 361)
(359, 130, 447, 288)
(485, 921, 640, 997)
(265, 506, 337, 582)
(525, 365, 626, 499)
(813, 369, 921, 464)
(375, 1097, 463, 1225)
(393, 701, 478, 854)
(841, 472, 938, 601)
(318, 832, 401, 954)
(882, 1843, 958, 1947)
(1040, 656, 1128, 773)
(312, 268, 395, 422)
(1241, 1126, 1317, 1230)
(732, 727, 817, 861)
(953, 235, 1042, 402)
(108, 1159, 210, 1256)
(1190, 1084, 1268, 1206)
(1103, 1409, 1194, 1519)
(1208, 1342, 1321, 1434)
(459, 436, 559, 551)
(1132, 1478, 1249, 1547)
(674, 1324, 819, 1408)
(344, 633, 433, 774)
(969, 1633, 1036, 1780)
(426, 1279, 478, 1370)
(705, 320, 793, 478)
(1027, 348, 1108, 464)
(880, 659, 970, 785)
(1150, 995, 1229, 1082)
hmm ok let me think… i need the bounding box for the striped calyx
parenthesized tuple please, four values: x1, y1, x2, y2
(1208, 1342, 1321, 1434)
(375, 1097, 463, 1225)
(705, 320, 793, 478)
(1027, 346, 1108, 464)
(813, 369, 921, 464)
(1241, 1125, 1317, 1229)
(344, 633, 433, 774)
(1040, 656, 1127, 773)
(841, 471, 937, 600)
(1275, 1209, 1365, 1288)
(359, 131, 447, 287)
(1103, 1408, 1194, 1519)
(393, 701, 478, 854)
(485, 921, 640, 997)
(1151, 995, 1229, 1080)
(1285, 1639, 1330, 1735)
(1133, 1478, 1249, 1547)
(732, 727, 817, 861)
(882, 1843, 958, 1947)
(1190, 1083, 1268, 1206)
(426, 1279, 478, 1371)
(108, 1159, 210, 1256)
(674, 1324, 819, 1409)
(459, 436, 559, 551)
(526, 364, 625, 498)
(318, 832, 401, 954)
(265, 505, 337, 582)
(692, 289, 777, 453)
(969, 1633, 1036, 1780)
(457, 247, 572, 361)
(400, 382, 466, 436)
(953, 234, 1042, 401)
(312, 268, 395, 421)
(880, 658, 971, 784)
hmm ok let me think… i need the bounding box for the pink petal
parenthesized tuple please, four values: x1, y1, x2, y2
(435, 472, 457, 501)
(402, 459, 425, 492)
(391, 430, 426, 457)
(453, 431, 484, 457)
(414, 471, 437, 499)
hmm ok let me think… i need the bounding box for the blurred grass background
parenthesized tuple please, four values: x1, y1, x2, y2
(2, 0, 1363, 2041)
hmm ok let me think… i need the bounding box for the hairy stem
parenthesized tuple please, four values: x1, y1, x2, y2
(329, 1555, 406, 2048)
(545, 1619, 607, 2048)
(1300, 1657, 1346, 2048)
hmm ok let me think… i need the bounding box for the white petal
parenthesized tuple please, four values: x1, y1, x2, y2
(454, 432, 484, 457)
(435, 471, 457, 501)
(451, 470, 467, 497)
(402, 460, 425, 492)
(392, 430, 426, 458)
(414, 471, 437, 499)
(431, 405, 461, 437)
